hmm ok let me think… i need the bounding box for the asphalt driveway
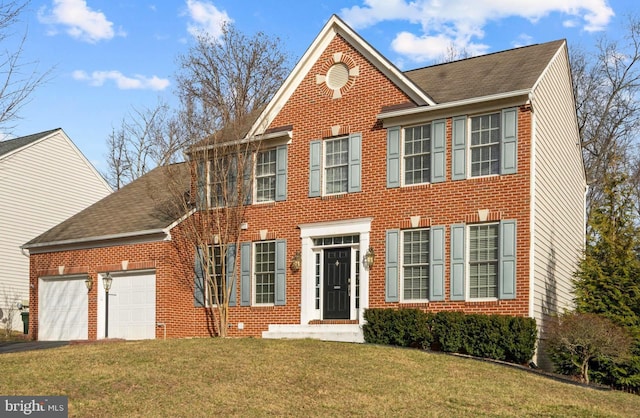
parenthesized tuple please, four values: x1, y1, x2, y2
(0, 341, 69, 354)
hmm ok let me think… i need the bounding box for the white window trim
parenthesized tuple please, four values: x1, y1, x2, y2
(252, 240, 276, 306)
(400, 228, 431, 303)
(466, 222, 499, 302)
(253, 149, 276, 204)
(468, 111, 501, 179)
(323, 136, 349, 196)
(401, 123, 432, 187)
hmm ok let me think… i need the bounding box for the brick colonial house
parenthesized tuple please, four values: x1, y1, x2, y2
(23, 16, 584, 353)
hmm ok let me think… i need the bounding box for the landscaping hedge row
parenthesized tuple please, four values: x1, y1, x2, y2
(363, 308, 537, 364)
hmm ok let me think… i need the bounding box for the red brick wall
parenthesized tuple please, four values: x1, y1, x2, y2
(28, 34, 533, 340)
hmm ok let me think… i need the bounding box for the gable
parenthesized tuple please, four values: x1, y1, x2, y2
(247, 15, 432, 138)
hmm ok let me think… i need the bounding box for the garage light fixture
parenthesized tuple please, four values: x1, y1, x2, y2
(84, 276, 93, 292)
(103, 272, 113, 292)
(103, 272, 113, 338)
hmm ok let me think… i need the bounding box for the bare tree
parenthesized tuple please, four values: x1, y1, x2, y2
(0, 0, 51, 133)
(104, 100, 186, 189)
(572, 16, 640, 221)
(161, 24, 291, 337)
(438, 42, 471, 63)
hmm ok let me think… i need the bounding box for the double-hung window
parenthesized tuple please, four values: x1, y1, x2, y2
(468, 224, 499, 298)
(325, 137, 349, 194)
(254, 241, 276, 304)
(450, 221, 517, 301)
(309, 133, 361, 197)
(208, 245, 225, 305)
(240, 239, 287, 306)
(386, 120, 445, 188)
(256, 149, 276, 202)
(451, 108, 518, 180)
(385, 227, 445, 303)
(194, 244, 236, 307)
(402, 229, 430, 301)
(404, 124, 431, 185)
(470, 113, 500, 176)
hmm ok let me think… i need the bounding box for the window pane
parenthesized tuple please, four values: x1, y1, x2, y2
(404, 124, 431, 185)
(255, 242, 275, 304)
(256, 149, 276, 202)
(469, 225, 498, 298)
(402, 229, 430, 300)
(470, 113, 500, 176)
(325, 137, 349, 194)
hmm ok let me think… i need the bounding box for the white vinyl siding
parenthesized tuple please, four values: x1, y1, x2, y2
(530, 46, 585, 341)
(1, 131, 111, 330)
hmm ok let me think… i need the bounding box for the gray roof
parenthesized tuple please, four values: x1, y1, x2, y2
(24, 162, 190, 248)
(0, 128, 61, 158)
(404, 40, 565, 103)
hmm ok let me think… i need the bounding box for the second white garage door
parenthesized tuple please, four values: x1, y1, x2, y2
(98, 271, 156, 340)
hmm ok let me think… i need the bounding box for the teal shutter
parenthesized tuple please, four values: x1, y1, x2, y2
(431, 120, 446, 183)
(194, 247, 205, 307)
(196, 161, 206, 209)
(226, 244, 237, 307)
(450, 224, 466, 301)
(275, 239, 287, 305)
(309, 140, 321, 197)
(452, 116, 467, 180)
(501, 108, 517, 174)
(240, 242, 251, 306)
(275, 145, 288, 201)
(243, 155, 252, 205)
(348, 133, 362, 193)
(429, 226, 445, 301)
(386, 126, 401, 188)
(385, 229, 400, 302)
(499, 220, 517, 299)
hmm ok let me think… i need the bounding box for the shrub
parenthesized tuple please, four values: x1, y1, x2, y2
(363, 308, 432, 349)
(430, 311, 465, 352)
(504, 316, 538, 364)
(545, 311, 632, 384)
(462, 314, 507, 360)
(365, 309, 538, 365)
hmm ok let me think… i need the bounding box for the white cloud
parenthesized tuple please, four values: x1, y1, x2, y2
(340, 0, 614, 63)
(185, 0, 232, 39)
(512, 34, 534, 48)
(37, 0, 123, 43)
(72, 70, 170, 91)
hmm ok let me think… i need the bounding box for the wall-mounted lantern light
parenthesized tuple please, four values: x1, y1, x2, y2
(84, 276, 93, 292)
(363, 247, 375, 269)
(290, 251, 302, 272)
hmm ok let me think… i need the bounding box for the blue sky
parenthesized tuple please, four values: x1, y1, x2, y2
(4, 0, 634, 173)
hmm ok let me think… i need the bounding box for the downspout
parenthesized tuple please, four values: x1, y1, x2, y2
(527, 90, 537, 321)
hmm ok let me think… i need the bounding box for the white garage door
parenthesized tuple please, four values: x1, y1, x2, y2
(39, 277, 88, 341)
(99, 272, 156, 340)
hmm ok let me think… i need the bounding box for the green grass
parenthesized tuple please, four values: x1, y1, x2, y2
(1, 338, 639, 417)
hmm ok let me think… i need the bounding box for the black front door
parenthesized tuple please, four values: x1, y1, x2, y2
(323, 248, 350, 319)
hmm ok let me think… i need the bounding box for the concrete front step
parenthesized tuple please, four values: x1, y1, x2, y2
(262, 324, 364, 343)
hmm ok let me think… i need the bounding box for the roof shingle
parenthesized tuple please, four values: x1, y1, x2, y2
(24, 162, 190, 248)
(404, 40, 565, 103)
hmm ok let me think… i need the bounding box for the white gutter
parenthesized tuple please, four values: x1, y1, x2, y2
(187, 130, 292, 155)
(377, 89, 531, 120)
(21, 228, 170, 250)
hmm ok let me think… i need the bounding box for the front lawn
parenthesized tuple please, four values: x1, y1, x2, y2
(1, 338, 638, 417)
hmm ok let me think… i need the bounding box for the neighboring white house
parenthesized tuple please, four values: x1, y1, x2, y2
(0, 128, 112, 331)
